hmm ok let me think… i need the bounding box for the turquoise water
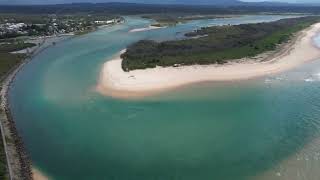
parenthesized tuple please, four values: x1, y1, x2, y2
(8, 15, 320, 180)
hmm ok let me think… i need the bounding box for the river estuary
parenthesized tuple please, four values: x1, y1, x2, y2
(8, 15, 320, 180)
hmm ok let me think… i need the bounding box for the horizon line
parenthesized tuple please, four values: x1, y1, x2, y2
(0, 1, 319, 6)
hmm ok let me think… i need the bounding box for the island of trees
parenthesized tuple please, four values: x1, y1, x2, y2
(121, 16, 320, 71)
(141, 14, 239, 27)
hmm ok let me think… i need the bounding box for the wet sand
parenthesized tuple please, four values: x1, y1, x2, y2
(32, 168, 49, 180)
(129, 25, 165, 32)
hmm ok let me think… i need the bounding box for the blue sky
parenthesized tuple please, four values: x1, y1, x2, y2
(0, 0, 319, 5)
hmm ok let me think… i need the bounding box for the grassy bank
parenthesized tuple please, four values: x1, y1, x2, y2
(0, 128, 8, 180)
(121, 16, 320, 71)
(0, 40, 36, 179)
(0, 42, 35, 77)
(142, 14, 238, 27)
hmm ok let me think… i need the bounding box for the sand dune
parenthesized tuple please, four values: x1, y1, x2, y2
(97, 23, 320, 99)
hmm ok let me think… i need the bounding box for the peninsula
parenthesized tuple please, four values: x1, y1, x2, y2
(97, 16, 320, 98)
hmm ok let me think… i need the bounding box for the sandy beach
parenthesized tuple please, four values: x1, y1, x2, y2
(97, 23, 320, 99)
(33, 168, 49, 180)
(129, 25, 165, 32)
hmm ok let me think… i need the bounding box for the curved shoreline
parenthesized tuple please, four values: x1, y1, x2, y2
(0, 36, 71, 180)
(32, 168, 48, 180)
(97, 23, 320, 99)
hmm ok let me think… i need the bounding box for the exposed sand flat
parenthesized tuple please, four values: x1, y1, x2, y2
(129, 25, 165, 32)
(97, 23, 320, 99)
(32, 168, 49, 180)
(254, 137, 320, 180)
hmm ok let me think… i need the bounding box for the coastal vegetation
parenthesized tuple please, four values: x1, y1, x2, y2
(0, 39, 37, 179)
(0, 41, 35, 76)
(142, 14, 238, 27)
(121, 16, 320, 71)
(0, 129, 7, 180)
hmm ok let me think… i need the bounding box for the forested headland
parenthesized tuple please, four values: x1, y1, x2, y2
(121, 16, 320, 71)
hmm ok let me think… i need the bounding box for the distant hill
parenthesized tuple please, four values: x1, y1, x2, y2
(1, 0, 319, 7)
(0, 2, 319, 14)
(0, 0, 242, 6)
(132, 0, 243, 5)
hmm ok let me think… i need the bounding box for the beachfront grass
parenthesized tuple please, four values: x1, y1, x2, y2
(0, 42, 35, 76)
(0, 53, 24, 77)
(142, 14, 239, 27)
(0, 129, 8, 180)
(0, 41, 35, 77)
(0, 41, 34, 179)
(121, 16, 320, 71)
(0, 42, 35, 53)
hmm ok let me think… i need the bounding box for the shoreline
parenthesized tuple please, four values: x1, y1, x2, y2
(129, 25, 165, 33)
(0, 21, 124, 179)
(97, 23, 320, 99)
(32, 168, 48, 180)
(0, 20, 125, 179)
(254, 132, 320, 180)
(0, 35, 71, 180)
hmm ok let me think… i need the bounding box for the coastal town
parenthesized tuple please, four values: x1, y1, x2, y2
(0, 15, 124, 38)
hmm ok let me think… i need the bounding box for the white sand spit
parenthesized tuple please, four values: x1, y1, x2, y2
(97, 23, 320, 99)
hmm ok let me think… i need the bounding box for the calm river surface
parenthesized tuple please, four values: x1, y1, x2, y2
(9, 15, 320, 180)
